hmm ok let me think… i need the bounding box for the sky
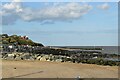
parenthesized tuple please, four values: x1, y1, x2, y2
(1, 0, 118, 46)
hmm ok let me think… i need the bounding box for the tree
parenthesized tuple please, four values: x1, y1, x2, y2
(2, 34, 8, 38)
(18, 39, 27, 45)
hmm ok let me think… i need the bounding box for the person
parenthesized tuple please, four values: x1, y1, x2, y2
(76, 75, 80, 80)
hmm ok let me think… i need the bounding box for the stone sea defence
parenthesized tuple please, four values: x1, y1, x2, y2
(1, 34, 119, 66)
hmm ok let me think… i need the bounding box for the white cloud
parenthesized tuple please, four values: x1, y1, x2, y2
(3, 3, 15, 10)
(12, 0, 21, 2)
(1, 1, 92, 25)
(97, 3, 109, 10)
(1, 0, 23, 25)
(2, 0, 23, 13)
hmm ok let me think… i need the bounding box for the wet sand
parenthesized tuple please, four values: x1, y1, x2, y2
(2, 60, 118, 78)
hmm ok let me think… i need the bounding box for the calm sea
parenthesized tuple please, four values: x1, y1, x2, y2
(52, 46, 118, 54)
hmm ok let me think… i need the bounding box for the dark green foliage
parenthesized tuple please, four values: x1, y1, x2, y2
(2, 40, 9, 44)
(1, 34, 9, 38)
(81, 58, 118, 66)
(1, 34, 44, 46)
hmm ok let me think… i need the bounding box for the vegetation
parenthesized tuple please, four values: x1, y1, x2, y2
(1, 34, 119, 66)
(1, 34, 44, 46)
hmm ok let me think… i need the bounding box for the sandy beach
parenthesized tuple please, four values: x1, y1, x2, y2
(2, 60, 118, 78)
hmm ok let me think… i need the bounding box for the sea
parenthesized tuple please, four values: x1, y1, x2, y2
(52, 46, 119, 54)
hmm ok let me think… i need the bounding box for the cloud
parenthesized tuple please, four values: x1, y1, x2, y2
(1, 0, 23, 25)
(2, 0, 23, 13)
(97, 3, 109, 10)
(1, 1, 92, 25)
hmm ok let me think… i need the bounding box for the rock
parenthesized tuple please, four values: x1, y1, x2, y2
(21, 56, 26, 60)
(6, 56, 14, 60)
(29, 57, 34, 60)
(20, 54, 30, 60)
(19, 53, 23, 55)
(55, 59, 62, 62)
(34, 54, 38, 58)
(2, 54, 8, 59)
(47, 59, 50, 61)
(36, 56, 41, 60)
(44, 55, 49, 58)
(16, 54, 20, 57)
(25, 55, 30, 59)
(15, 57, 21, 60)
(40, 57, 46, 61)
(8, 54, 14, 57)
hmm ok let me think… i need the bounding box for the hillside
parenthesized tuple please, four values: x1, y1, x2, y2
(1, 34, 44, 46)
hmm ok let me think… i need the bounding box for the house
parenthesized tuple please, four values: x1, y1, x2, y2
(21, 36, 29, 40)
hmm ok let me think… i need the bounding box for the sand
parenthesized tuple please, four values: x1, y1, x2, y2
(1, 60, 118, 78)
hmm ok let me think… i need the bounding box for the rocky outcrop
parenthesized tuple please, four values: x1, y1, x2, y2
(1, 34, 44, 46)
(2, 52, 64, 62)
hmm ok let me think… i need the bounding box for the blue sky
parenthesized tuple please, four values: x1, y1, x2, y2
(1, 1, 118, 46)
